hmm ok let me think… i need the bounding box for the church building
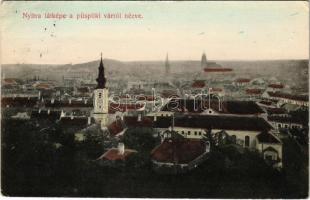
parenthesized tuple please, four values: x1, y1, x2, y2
(93, 54, 109, 129)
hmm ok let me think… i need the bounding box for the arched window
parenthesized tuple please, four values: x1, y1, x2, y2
(245, 136, 250, 147)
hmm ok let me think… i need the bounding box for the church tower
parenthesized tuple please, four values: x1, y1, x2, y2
(93, 53, 109, 128)
(201, 51, 207, 70)
(165, 53, 170, 75)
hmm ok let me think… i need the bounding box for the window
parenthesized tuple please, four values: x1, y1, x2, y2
(188, 131, 191, 135)
(194, 131, 197, 135)
(99, 93, 102, 98)
(181, 131, 184, 135)
(278, 124, 281, 128)
(199, 132, 201, 136)
(231, 135, 237, 144)
(245, 136, 250, 147)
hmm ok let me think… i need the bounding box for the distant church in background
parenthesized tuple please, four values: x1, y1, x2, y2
(201, 51, 208, 70)
(93, 53, 109, 129)
(165, 53, 170, 75)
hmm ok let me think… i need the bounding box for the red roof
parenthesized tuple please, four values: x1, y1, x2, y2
(204, 68, 233, 72)
(210, 88, 223, 92)
(245, 88, 263, 95)
(97, 148, 137, 161)
(35, 83, 52, 89)
(192, 80, 206, 88)
(151, 139, 206, 164)
(123, 116, 153, 127)
(236, 78, 251, 83)
(267, 92, 308, 102)
(3, 78, 18, 85)
(136, 95, 155, 101)
(268, 84, 284, 89)
(107, 120, 125, 136)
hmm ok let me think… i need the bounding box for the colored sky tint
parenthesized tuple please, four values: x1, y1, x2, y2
(1, 1, 308, 64)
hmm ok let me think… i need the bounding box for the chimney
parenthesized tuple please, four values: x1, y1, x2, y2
(38, 109, 41, 114)
(118, 143, 125, 155)
(51, 98, 55, 104)
(154, 115, 157, 121)
(60, 110, 65, 118)
(87, 117, 91, 125)
(137, 114, 142, 122)
(47, 109, 50, 114)
(69, 99, 72, 104)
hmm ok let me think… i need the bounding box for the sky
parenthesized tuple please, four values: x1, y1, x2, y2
(0, 1, 309, 64)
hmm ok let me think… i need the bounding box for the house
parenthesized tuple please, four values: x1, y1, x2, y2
(255, 131, 282, 168)
(11, 112, 31, 120)
(267, 116, 304, 130)
(262, 91, 308, 107)
(151, 138, 210, 173)
(171, 115, 273, 149)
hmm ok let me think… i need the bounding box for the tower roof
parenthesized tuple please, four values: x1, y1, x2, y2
(96, 53, 107, 89)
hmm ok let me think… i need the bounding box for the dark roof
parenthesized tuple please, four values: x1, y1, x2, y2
(2, 97, 38, 107)
(257, 132, 280, 144)
(266, 107, 287, 115)
(58, 116, 93, 127)
(123, 116, 172, 128)
(267, 92, 308, 102)
(31, 110, 61, 121)
(259, 100, 273, 106)
(45, 99, 93, 108)
(161, 99, 265, 115)
(204, 68, 233, 72)
(267, 116, 303, 124)
(151, 138, 205, 164)
(174, 115, 273, 131)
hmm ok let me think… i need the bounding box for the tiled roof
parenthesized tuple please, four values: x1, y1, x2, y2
(267, 92, 308, 102)
(192, 80, 206, 88)
(235, 78, 251, 83)
(161, 99, 265, 115)
(123, 116, 172, 128)
(245, 88, 264, 95)
(109, 103, 144, 113)
(107, 119, 125, 136)
(97, 148, 137, 161)
(151, 138, 206, 164)
(268, 84, 284, 89)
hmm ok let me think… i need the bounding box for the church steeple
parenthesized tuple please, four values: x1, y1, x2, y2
(96, 53, 106, 89)
(165, 53, 170, 75)
(201, 51, 207, 70)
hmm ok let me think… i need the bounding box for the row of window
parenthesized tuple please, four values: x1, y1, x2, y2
(174, 130, 203, 136)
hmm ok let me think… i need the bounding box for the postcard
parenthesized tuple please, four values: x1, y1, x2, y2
(0, 1, 309, 198)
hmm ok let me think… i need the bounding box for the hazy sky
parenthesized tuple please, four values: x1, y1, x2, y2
(1, 1, 309, 64)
